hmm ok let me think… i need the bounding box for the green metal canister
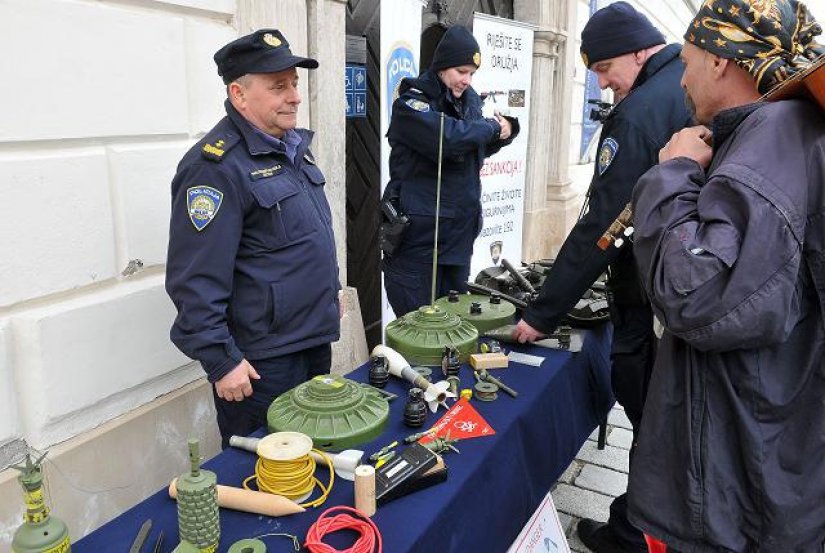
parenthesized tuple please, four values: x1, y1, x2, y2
(11, 453, 71, 553)
(434, 291, 516, 334)
(385, 305, 478, 366)
(175, 440, 219, 553)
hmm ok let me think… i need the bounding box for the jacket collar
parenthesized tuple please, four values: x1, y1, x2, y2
(401, 70, 478, 115)
(606, 44, 681, 120)
(224, 99, 313, 159)
(631, 43, 682, 91)
(711, 102, 764, 148)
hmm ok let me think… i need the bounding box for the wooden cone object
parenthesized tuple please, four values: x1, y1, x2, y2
(169, 478, 305, 517)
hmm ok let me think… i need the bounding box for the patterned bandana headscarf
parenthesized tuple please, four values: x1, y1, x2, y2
(685, 0, 825, 94)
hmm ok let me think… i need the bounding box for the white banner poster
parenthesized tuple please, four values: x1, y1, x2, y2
(380, 0, 427, 326)
(470, 14, 535, 280)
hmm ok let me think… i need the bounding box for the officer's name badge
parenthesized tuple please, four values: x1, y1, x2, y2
(187, 186, 223, 232)
(249, 164, 283, 180)
(598, 137, 619, 175)
(406, 99, 430, 112)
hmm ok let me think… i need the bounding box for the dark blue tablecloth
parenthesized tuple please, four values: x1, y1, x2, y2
(74, 325, 613, 553)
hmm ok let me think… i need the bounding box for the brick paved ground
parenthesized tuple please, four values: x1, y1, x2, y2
(552, 405, 633, 552)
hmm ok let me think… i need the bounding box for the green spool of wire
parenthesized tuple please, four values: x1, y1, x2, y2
(228, 539, 267, 553)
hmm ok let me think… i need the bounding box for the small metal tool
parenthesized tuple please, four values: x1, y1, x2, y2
(475, 369, 518, 398)
(129, 519, 152, 553)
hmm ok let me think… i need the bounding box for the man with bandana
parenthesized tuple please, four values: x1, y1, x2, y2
(513, 4, 692, 551)
(628, 1, 825, 551)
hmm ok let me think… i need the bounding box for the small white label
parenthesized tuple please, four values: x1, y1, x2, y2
(385, 459, 409, 479)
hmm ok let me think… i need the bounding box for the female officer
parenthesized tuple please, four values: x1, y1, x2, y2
(381, 25, 518, 317)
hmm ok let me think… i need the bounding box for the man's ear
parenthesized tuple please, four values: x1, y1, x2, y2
(228, 82, 245, 105)
(712, 55, 730, 79)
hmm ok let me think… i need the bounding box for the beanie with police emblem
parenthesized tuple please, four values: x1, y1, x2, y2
(580, 2, 665, 68)
(430, 26, 482, 71)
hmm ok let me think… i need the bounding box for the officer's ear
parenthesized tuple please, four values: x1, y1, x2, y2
(228, 81, 245, 104)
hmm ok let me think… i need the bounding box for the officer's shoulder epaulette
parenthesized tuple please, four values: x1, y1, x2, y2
(201, 132, 240, 162)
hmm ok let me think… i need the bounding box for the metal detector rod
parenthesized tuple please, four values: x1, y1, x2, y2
(430, 112, 446, 306)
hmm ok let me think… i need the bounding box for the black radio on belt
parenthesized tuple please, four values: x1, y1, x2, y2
(379, 199, 410, 257)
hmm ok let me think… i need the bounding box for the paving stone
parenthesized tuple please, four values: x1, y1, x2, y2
(552, 483, 612, 522)
(568, 530, 590, 553)
(587, 426, 599, 442)
(559, 461, 580, 484)
(608, 408, 633, 430)
(575, 441, 630, 474)
(575, 464, 627, 498)
(557, 512, 573, 535)
(606, 427, 634, 450)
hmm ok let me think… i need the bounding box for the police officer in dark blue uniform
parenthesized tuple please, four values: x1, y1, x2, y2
(512, 4, 692, 552)
(382, 26, 519, 316)
(165, 29, 340, 447)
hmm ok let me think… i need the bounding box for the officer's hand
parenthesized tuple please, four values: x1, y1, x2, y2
(660, 126, 712, 168)
(495, 113, 512, 140)
(215, 359, 261, 402)
(513, 319, 546, 344)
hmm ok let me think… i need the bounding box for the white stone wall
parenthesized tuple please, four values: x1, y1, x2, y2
(0, 0, 240, 455)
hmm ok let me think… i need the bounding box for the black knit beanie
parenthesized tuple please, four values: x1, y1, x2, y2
(580, 2, 665, 68)
(430, 26, 481, 72)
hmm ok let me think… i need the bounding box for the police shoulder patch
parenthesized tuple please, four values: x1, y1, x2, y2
(186, 186, 224, 231)
(598, 137, 619, 175)
(405, 98, 430, 112)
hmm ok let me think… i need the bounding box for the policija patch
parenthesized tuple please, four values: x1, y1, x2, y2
(187, 186, 223, 231)
(406, 99, 430, 112)
(598, 137, 619, 175)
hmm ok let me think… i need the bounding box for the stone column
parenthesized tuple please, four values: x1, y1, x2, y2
(515, 0, 582, 260)
(235, 0, 368, 369)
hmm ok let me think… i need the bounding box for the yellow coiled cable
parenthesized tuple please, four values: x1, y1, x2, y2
(243, 448, 334, 509)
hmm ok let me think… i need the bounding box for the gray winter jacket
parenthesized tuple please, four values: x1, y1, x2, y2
(628, 100, 825, 552)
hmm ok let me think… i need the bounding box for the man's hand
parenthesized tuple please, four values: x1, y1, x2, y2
(495, 113, 512, 140)
(513, 319, 546, 344)
(659, 126, 712, 168)
(215, 359, 261, 402)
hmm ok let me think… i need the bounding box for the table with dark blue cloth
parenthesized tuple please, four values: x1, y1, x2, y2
(74, 325, 613, 553)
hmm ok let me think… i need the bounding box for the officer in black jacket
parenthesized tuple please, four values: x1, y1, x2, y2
(512, 4, 692, 552)
(165, 30, 340, 447)
(382, 26, 518, 317)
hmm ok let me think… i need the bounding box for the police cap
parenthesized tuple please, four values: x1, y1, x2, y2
(214, 29, 319, 84)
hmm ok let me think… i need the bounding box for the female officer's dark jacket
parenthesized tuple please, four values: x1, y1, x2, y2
(165, 101, 340, 383)
(385, 70, 518, 264)
(523, 44, 692, 333)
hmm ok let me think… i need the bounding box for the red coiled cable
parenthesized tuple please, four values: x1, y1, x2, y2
(305, 506, 382, 553)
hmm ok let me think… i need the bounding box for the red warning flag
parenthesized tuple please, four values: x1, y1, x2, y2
(419, 399, 495, 443)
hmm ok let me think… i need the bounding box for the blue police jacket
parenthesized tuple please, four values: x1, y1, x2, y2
(523, 44, 692, 334)
(386, 70, 518, 265)
(165, 101, 340, 383)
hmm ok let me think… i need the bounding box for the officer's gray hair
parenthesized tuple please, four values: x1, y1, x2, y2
(227, 74, 254, 97)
